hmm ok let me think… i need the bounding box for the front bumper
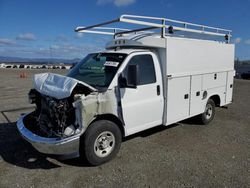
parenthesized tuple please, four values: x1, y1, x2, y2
(17, 113, 80, 156)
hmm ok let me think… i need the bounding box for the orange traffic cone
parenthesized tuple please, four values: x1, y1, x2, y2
(19, 72, 27, 78)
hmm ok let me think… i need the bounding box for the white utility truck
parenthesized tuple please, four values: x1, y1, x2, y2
(17, 15, 235, 165)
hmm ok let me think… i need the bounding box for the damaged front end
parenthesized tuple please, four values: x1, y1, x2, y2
(17, 52, 126, 158)
(27, 87, 86, 138)
(17, 73, 100, 156)
(17, 72, 121, 157)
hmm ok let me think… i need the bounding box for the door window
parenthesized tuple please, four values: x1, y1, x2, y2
(125, 54, 156, 85)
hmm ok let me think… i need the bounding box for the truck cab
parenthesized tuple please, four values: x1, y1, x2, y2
(17, 15, 235, 165)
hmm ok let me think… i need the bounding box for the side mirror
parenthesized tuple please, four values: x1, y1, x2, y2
(118, 64, 138, 89)
(118, 75, 127, 88)
(127, 64, 138, 88)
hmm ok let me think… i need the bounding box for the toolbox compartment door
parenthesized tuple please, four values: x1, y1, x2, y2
(166, 76, 190, 125)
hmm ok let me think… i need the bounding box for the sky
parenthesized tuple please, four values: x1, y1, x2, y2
(0, 0, 250, 60)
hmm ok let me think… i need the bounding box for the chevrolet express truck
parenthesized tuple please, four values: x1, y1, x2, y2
(17, 15, 235, 165)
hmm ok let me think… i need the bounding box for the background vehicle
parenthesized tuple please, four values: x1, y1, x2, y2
(17, 15, 235, 165)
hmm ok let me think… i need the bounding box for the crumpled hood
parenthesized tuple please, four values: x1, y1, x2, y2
(33, 73, 97, 99)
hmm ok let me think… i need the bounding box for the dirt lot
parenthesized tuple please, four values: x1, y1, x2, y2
(0, 69, 249, 188)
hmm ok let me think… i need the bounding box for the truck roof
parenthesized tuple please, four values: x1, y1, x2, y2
(105, 33, 229, 50)
(104, 48, 150, 54)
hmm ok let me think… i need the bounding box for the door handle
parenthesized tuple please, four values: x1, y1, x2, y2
(184, 94, 189, 99)
(157, 85, 160, 96)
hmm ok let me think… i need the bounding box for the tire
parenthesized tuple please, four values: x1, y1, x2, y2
(81, 120, 122, 166)
(199, 99, 215, 125)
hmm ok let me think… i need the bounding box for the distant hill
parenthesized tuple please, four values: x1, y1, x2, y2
(0, 56, 81, 64)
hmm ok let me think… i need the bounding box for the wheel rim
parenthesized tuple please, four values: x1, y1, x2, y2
(205, 104, 213, 120)
(94, 131, 115, 158)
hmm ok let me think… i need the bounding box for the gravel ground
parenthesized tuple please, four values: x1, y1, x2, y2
(0, 69, 249, 188)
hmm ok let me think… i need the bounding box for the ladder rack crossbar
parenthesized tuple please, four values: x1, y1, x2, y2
(75, 19, 119, 32)
(165, 18, 231, 32)
(76, 26, 129, 31)
(115, 26, 157, 36)
(76, 26, 130, 36)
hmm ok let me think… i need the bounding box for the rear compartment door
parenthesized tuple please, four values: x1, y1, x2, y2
(226, 71, 235, 104)
(190, 75, 203, 116)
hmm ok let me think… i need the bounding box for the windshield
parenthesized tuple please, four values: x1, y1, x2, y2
(68, 53, 127, 88)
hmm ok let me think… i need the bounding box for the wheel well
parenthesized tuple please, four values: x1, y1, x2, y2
(92, 114, 125, 137)
(209, 95, 221, 107)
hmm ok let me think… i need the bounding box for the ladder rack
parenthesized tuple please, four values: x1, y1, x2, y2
(75, 14, 232, 42)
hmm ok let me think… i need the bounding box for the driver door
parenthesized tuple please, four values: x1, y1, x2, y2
(119, 53, 164, 136)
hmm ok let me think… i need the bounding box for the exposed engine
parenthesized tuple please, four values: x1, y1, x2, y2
(28, 84, 91, 138)
(38, 95, 75, 137)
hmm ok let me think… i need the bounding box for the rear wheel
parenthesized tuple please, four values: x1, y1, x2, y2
(81, 120, 122, 166)
(199, 99, 215, 125)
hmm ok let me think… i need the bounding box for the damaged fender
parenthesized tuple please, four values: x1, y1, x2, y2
(73, 88, 123, 133)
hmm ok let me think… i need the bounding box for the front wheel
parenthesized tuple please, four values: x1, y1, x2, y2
(81, 120, 122, 166)
(199, 99, 215, 125)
